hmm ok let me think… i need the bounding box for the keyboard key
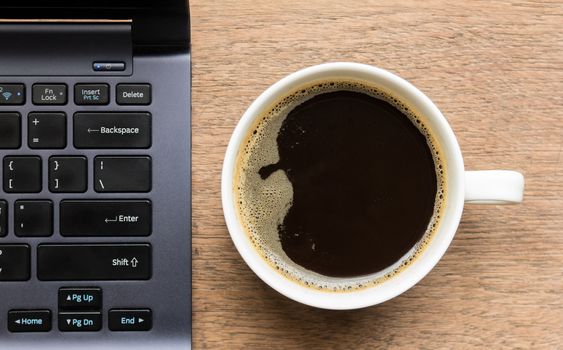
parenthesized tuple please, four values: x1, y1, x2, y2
(8, 310, 51, 332)
(75, 84, 109, 105)
(60, 200, 151, 237)
(116, 84, 151, 105)
(95, 156, 151, 193)
(59, 287, 102, 310)
(3, 156, 42, 193)
(109, 309, 152, 332)
(32, 84, 67, 105)
(74, 112, 151, 149)
(49, 156, 87, 193)
(0, 113, 21, 148)
(0, 84, 25, 105)
(15, 200, 53, 237)
(0, 201, 7, 237)
(28, 112, 67, 149)
(0, 245, 30, 281)
(59, 312, 101, 332)
(37, 244, 151, 281)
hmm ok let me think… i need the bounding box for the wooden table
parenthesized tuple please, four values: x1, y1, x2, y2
(191, 1, 563, 348)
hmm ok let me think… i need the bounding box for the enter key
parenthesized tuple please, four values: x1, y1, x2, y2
(60, 200, 152, 237)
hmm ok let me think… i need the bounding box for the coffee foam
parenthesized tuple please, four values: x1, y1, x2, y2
(234, 80, 447, 292)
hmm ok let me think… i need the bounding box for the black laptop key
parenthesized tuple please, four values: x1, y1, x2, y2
(32, 84, 67, 105)
(109, 309, 152, 331)
(15, 200, 53, 237)
(0, 84, 25, 105)
(3, 156, 42, 193)
(0, 245, 30, 281)
(60, 200, 151, 237)
(8, 310, 51, 332)
(0, 113, 21, 148)
(59, 287, 102, 310)
(75, 84, 109, 105)
(116, 84, 151, 105)
(59, 312, 101, 332)
(28, 112, 67, 149)
(49, 156, 87, 193)
(95, 156, 151, 192)
(74, 112, 151, 149)
(0, 200, 7, 237)
(37, 244, 151, 281)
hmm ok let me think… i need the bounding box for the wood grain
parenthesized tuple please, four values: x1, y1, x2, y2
(191, 1, 563, 348)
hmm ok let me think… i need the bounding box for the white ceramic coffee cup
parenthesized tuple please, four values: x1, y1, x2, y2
(221, 62, 525, 310)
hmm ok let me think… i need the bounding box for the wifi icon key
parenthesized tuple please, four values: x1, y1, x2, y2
(0, 84, 25, 105)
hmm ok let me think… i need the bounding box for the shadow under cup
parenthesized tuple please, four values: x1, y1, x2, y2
(222, 63, 466, 310)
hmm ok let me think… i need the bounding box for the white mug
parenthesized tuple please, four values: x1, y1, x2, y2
(221, 62, 525, 310)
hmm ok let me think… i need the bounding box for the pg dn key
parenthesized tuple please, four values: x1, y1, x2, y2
(58, 312, 101, 332)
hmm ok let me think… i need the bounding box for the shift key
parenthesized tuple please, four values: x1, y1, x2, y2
(37, 244, 151, 281)
(0, 245, 30, 281)
(74, 112, 151, 149)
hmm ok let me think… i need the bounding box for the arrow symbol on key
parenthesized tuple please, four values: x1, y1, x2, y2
(15, 319, 21, 324)
(131, 257, 139, 268)
(138, 318, 144, 323)
(67, 319, 71, 325)
(105, 217, 118, 223)
(87, 128, 100, 133)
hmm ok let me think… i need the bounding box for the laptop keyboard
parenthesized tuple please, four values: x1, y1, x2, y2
(0, 82, 155, 333)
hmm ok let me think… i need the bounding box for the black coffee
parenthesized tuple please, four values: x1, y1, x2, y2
(257, 90, 439, 278)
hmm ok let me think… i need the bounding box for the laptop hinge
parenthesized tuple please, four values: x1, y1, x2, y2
(0, 23, 132, 76)
(0, 0, 190, 54)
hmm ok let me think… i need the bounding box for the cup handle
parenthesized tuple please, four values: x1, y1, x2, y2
(464, 170, 525, 204)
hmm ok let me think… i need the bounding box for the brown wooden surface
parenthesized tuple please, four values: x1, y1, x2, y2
(191, 1, 563, 348)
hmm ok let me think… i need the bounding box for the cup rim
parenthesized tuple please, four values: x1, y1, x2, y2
(221, 62, 465, 309)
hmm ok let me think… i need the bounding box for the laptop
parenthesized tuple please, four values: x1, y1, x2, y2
(0, 1, 192, 348)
